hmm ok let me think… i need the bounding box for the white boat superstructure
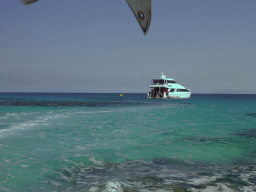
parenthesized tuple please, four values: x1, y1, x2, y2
(147, 73, 191, 99)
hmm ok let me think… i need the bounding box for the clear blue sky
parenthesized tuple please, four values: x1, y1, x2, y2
(1, 0, 256, 93)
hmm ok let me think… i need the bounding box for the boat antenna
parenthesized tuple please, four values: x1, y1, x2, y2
(161, 72, 166, 79)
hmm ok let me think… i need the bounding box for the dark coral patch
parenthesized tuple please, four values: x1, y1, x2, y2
(246, 113, 256, 117)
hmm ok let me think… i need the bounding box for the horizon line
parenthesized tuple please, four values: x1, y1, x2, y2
(0, 92, 256, 95)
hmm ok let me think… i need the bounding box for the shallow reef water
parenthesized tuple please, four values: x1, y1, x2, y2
(0, 93, 256, 191)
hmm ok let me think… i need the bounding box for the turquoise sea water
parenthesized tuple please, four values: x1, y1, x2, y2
(0, 93, 256, 192)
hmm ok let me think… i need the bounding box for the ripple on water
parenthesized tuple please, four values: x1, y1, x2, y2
(234, 128, 256, 138)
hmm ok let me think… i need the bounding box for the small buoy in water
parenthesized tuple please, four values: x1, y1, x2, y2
(119, 94, 123, 97)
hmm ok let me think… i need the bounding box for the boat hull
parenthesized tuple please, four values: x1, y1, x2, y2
(167, 92, 191, 99)
(147, 92, 191, 99)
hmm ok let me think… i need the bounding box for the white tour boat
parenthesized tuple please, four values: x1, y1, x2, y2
(147, 73, 191, 99)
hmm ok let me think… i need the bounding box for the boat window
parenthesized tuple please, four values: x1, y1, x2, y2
(152, 79, 165, 84)
(176, 89, 190, 92)
(167, 80, 176, 84)
(158, 80, 164, 84)
(170, 89, 175, 92)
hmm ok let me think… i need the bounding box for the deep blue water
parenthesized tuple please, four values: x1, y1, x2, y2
(0, 93, 256, 191)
